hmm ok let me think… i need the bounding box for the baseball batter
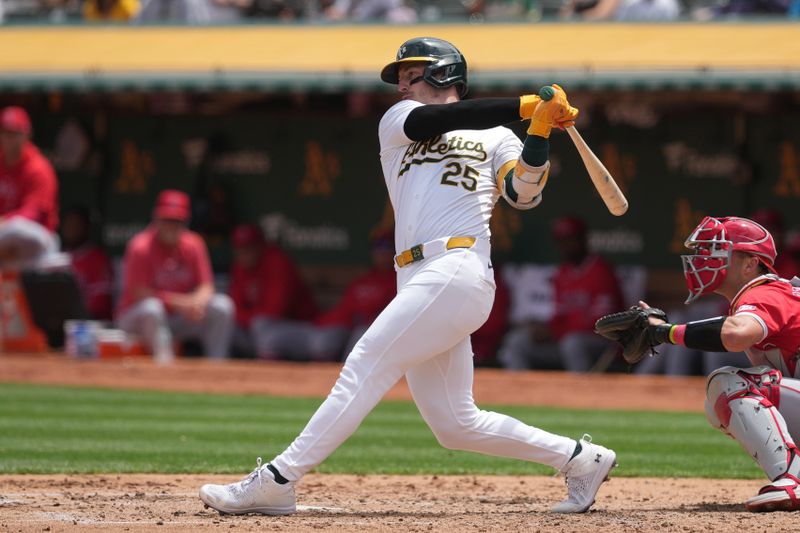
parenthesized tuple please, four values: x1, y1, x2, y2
(597, 216, 800, 512)
(200, 37, 617, 515)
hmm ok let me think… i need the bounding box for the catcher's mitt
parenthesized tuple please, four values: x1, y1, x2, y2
(594, 306, 669, 364)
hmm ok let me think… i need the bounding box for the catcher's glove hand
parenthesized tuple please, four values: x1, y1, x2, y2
(594, 306, 669, 364)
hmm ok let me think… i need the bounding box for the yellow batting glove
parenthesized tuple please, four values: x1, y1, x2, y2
(519, 94, 542, 120)
(555, 105, 579, 130)
(527, 84, 578, 138)
(551, 84, 578, 128)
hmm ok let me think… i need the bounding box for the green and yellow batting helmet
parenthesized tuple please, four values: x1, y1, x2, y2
(380, 37, 468, 97)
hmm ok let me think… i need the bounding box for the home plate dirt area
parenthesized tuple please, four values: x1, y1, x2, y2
(1, 355, 798, 532)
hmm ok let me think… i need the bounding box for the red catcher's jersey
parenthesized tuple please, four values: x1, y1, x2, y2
(729, 275, 800, 378)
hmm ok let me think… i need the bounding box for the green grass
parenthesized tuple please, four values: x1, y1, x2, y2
(0, 382, 760, 479)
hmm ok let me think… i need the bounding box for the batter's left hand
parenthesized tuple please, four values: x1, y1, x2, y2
(550, 84, 579, 130)
(527, 84, 579, 137)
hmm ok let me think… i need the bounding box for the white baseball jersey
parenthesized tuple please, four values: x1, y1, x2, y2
(378, 100, 522, 251)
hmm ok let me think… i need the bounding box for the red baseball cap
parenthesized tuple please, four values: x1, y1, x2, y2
(0, 106, 32, 135)
(552, 216, 587, 239)
(231, 224, 265, 248)
(153, 190, 191, 222)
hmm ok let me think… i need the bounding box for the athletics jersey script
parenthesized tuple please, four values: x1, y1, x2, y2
(378, 100, 522, 252)
(729, 275, 800, 378)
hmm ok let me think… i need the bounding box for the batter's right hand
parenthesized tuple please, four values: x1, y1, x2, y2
(518, 94, 542, 120)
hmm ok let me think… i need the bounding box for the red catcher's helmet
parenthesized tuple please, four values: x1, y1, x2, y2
(681, 216, 777, 303)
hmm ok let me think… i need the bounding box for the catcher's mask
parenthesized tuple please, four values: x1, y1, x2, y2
(682, 216, 777, 303)
(380, 37, 468, 97)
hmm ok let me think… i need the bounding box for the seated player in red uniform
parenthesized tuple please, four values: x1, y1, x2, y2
(116, 190, 234, 362)
(61, 206, 113, 320)
(498, 215, 624, 372)
(230, 225, 396, 362)
(310, 230, 397, 361)
(0, 106, 59, 270)
(228, 223, 318, 359)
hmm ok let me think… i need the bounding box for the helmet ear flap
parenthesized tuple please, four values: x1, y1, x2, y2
(423, 62, 466, 94)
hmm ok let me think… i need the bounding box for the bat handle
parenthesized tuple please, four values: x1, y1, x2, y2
(539, 86, 555, 101)
(565, 125, 579, 142)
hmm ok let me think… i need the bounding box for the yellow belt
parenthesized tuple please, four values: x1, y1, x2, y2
(394, 236, 477, 268)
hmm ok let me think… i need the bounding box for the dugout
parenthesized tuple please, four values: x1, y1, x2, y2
(1, 22, 800, 312)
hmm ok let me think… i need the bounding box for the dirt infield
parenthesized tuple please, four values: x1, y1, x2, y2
(0, 354, 707, 412)
(0, 473, 787, 533)
(2, 354, 797, 532)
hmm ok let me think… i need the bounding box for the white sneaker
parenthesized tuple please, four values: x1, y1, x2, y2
(199, 458, 296, 515)
(551, 434, 617, 513)
(745, 476, 800, 512)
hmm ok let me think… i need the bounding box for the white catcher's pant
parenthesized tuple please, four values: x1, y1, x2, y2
(271, 242, 576, 481)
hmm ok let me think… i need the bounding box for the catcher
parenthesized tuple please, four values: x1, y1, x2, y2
(596, 215, 800, 512)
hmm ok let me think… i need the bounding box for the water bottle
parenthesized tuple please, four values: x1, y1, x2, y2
(74, 322, 97, 359)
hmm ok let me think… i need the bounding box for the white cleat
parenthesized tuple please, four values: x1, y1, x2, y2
(745, 476, 800, 512)
(551, 434, 617, 514)
(199, 458, 296, 515)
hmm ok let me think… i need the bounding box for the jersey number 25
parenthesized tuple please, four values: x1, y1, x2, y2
(441, 162, 478, 192)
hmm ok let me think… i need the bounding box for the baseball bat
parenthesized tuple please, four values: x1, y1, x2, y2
(565, 126, 628, 216)
(538, 86, 629, 217)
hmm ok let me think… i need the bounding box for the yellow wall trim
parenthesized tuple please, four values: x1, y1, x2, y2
(1, 24, 799, 73)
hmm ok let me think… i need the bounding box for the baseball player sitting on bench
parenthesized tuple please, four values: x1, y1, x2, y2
(0, 107, 60, 271)
(200, 36, 617, 516)
(596, 215, 800, 513)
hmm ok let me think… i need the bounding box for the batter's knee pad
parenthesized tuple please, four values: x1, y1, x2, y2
(705, 365, 798, 481)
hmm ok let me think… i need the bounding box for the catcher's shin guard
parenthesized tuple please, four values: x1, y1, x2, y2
(704, 366, 800, 482)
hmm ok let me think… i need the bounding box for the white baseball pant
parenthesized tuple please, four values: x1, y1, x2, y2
(0, 217, 59, 269)
(271, 240, 576, 481)
(117, 294, 235, 359)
